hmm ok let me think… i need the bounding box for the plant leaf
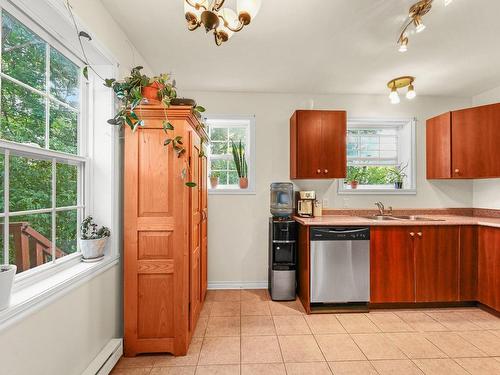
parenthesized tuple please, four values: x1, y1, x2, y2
(83, 66, 89, 80)
(164, 138, 172, 146)
(185, 182, 197, 188)
(195, 105, 206, 113)
(78, 31, 92, 41)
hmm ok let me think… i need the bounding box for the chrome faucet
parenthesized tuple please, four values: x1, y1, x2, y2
(375, 202, 385, 216)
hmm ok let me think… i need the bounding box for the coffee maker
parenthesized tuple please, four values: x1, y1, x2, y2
(296, 191, 316, 217)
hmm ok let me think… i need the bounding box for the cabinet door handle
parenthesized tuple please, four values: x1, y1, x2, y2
(324, 169, 328, 174)
(316, 169, 321, 174)
(454, 169, 460, 174)
(417, 232, 422, 237)
(410, 232, 415, 237)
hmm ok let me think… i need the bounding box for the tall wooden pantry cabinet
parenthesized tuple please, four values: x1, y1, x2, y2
(124, 104, 209, 356)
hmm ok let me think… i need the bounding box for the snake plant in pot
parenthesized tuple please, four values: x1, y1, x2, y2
(79, 216, 111, 262)
(231, 140, 248, 189)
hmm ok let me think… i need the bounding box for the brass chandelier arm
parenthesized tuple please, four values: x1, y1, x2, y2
(188, 21, 201, 31)
(212, 0, 226, 12)
(185, 0, 208, 11)
(397, 20, 413, 43)
(214, 31, 223, 46)
(218, 14, 245, 33)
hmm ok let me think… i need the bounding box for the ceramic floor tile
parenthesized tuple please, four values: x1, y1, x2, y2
(457, 330, 500, 356)
(424, 332, 487, 358)
(195, 364, 240, 375)
(240, 301, 271, 316)
(370, 359, 424, 374)
(241, 316, 276, 336)
(285, 362, 332, 375)
(269, 300, 305, 316)
(304, 314, 346, 335)
(206, 317, 241, 337)
(273, 315, 311, 335)
(454, 310, 500, 330)
(200, 302, 213, 318)
(154, 338, 202, 367)
(395, 312, 448, 332)
(150, 367, 196, 375)
(194, 317, 209, 338)
(412, 359, 470, 375)
(111, 369, 152, 375)
(278, 335, 325, 363)
(241, 336, 283, 364)
(210, 302, 241, 317)
(492, 330, 500, 338)
(241, 289, 271, 302)
(206, 290, 241, 302)
(328, 361, 378, 375)
(454, 357, 500, 375)
(116, 356, 157, 368)
(367, 312, 415, 332)
(351, 333, 406, 360)
(336, 314, 381, 334)
(386, 332, 447, 359)
(315, 334, 366, 361)
(240, 363, 286, 375)
(426, 312, 482, 331)
(198, 337, 241, 365)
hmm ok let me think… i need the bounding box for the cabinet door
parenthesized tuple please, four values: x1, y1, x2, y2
(415, 226, 459, 302)
(370, 227, 415, 303)
(189, 132, 202, 328)
(296, 111, 323, 178)
(321, 111, 347, 178)
(478, 227, 500, 311)
(200, 154, 208, 301)
(426, 112, 452, 179)
(452, 103, 500, 178)
(459, 226, 478, 301)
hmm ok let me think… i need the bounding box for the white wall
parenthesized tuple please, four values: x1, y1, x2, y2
(183, 90, 472, 286)
(472, 86, 500, 209)
(0, 1, 150, 374)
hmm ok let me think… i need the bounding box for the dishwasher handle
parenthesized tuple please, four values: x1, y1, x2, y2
(310, 227, 370, 241)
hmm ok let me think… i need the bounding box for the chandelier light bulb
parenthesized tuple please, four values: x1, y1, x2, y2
(414, 17, 426, 33)
(406, 84, 417, 99)
(398, 37, 408, 52)
(389, 88, 400, 104)
(237, 0, 262, 22)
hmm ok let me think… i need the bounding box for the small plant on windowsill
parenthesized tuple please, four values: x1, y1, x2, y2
(346, 167, 362, 189)
(231, 139, 248, 189)
(387, 163, 408, 189)
(79, 216, 111, 262)
(209, 171, 220, 189)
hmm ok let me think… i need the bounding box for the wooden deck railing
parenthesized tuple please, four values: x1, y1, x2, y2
(2, 222, 66, 272)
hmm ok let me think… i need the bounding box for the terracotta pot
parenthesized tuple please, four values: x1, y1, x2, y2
(239, 177, 249, 189)
(210, 177, 219, 189)
(141, 82, 164, 102)
(350, 181, 359, 189)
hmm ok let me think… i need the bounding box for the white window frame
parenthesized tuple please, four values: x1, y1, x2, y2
(0, 4, 89, 277)
(338, 118, 417, 195)
(206, 114, 256, 195)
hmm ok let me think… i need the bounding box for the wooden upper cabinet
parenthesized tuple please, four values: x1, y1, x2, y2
(414, 226, 459, 302)
(290, 110, 346, 179)
(370, 226, 415, 303)
(426, 103, 500, 179)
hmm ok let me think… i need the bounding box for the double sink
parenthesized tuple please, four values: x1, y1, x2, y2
(360, 215, 445, 222)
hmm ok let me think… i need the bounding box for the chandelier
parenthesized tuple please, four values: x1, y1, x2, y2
(184, 0, 262, 46)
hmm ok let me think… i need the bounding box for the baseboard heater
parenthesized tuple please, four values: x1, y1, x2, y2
(82, 338, 123, 375)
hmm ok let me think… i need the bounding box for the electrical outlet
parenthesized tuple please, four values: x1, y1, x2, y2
(322, 198, 329, 208)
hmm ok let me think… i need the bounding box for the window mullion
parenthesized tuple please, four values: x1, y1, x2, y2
(45, 43, 50, 150)
(51, 158, 56, 263)
(4, 150, 9, 265)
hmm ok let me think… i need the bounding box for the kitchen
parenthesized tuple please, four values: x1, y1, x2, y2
(1, 1, 500, 375)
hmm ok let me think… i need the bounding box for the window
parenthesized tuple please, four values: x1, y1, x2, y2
(0, 9, 85, 275)
(206, 115, 255, 194)
(339, 118, 416, 194)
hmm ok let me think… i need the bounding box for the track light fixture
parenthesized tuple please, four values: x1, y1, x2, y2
(387, 77, 416, 104)
(397, 0, 433, 52)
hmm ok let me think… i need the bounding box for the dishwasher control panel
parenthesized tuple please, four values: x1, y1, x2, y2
(310, 227, 370, 241)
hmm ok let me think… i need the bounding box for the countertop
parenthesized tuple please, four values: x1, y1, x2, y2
(294, 214, 500, 229)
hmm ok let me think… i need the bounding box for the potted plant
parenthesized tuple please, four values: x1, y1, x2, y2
(0, 264, 16, 311)
(79, 216, 111, 262)
(387, 163, 408, 189)
(209, 171, 220, 189)
(230, 139, 248, 189)
(346, 167, 361, 189)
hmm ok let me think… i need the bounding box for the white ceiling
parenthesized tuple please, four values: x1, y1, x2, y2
(101, 0, 500, 97)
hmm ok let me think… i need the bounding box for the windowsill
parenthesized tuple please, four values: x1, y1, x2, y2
(0, 254, 119, 330)
(209, 185, 256, 195)
(338, 188, 417, 195)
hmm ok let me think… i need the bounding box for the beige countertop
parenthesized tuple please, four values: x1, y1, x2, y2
(294, 214, 500, 229)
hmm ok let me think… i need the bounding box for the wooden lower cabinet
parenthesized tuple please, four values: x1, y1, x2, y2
(370, 227, 415, 303)
(459, 226, 478, 301)
(478, 226, 500, 311)
(371, 226, 460, 304)
(124, 105, 208, 356)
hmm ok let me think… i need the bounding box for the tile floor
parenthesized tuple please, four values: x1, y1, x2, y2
(111, 289, 500, 375)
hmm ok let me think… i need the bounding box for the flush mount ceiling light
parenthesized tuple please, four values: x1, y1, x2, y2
(387, 76, 416, 104)
(184, 0, 261, 46)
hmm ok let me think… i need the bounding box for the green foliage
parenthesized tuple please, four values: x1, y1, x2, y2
(230, 139, 248, 178)
(209, 171, 220, 179)
(386, 163, 408, 183)
(346, 166, 399, 185)
(80, 216, 110, 240)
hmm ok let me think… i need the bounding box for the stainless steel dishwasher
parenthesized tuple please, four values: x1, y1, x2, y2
(310, 227, 370, 304)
